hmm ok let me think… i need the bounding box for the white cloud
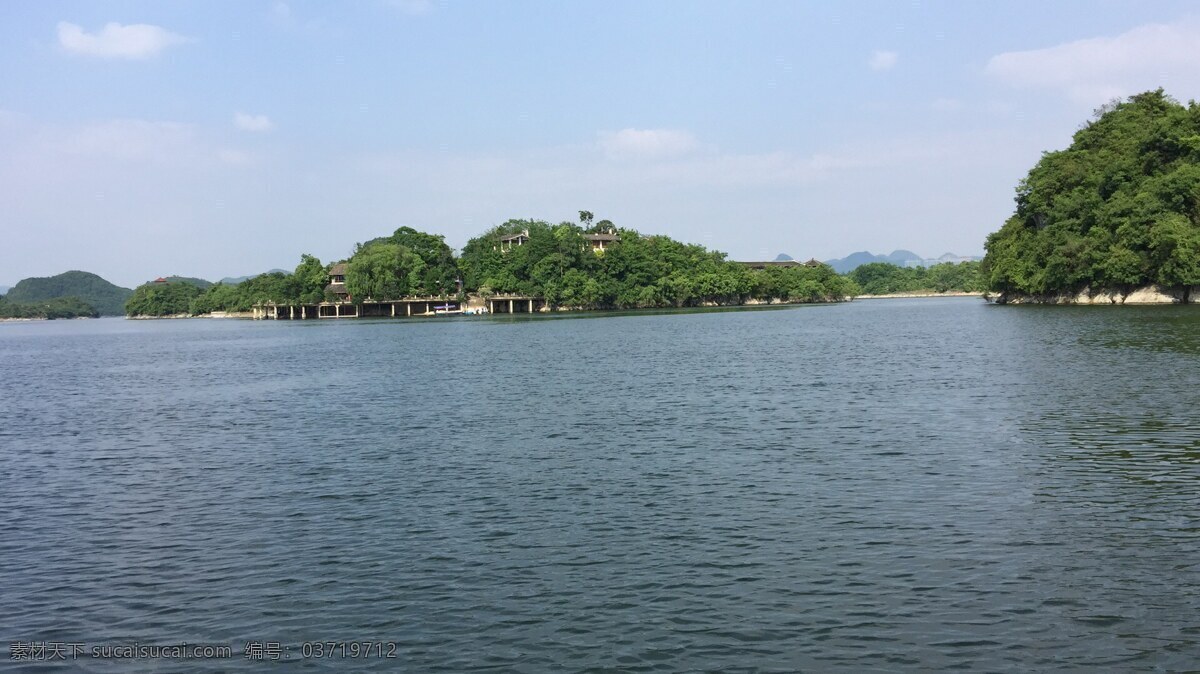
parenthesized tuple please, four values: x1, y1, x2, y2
(272, 1, 292, 21)
(57, 21, 189, 59)
(234, 112, 274, 132)
(598, 128, 698, 161)
(869, 50, 898, 71)
(267, 2, 329, 34)
(986, 18, 1200, 103)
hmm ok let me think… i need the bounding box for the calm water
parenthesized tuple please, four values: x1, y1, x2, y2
(2, 298, 1198, 672)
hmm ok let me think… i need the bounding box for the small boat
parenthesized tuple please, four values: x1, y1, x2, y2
(434, 304, 463, 315)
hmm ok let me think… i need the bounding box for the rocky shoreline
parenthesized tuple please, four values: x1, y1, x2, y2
(986, 285, 1197, 305)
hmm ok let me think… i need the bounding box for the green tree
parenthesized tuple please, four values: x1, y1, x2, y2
(294, 254, 328, 304)
(125, 281, 203, 316)
(983, 89, 1200, 296)
(345, 243, 426, 301)
(1150, 213, 1200, 287)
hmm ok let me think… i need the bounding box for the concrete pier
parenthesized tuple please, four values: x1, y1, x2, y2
(253, 297, 466, 320)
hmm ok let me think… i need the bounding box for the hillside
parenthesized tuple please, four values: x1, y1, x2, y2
(5, 271, 132, 316)
(983, 89, 1200, 301)
(159, 276, 214, 289)
(219, 269, 288, 285)
(0, 296, 98, 319)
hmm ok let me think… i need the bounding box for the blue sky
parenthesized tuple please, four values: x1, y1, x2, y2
(3, 1, 1200, 288)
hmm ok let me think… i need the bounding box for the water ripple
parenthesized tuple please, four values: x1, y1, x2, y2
(1, 303, 1198, 671)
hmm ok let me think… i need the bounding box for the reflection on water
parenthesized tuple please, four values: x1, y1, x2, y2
(1, 301, 1198, 671)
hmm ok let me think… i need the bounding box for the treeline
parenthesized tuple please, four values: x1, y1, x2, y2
(123, 215, 988, 316)
(126, 220, 867, 315)
(0, 296, 99, 319)
(983, 89, 1200, 296)
(124, 255, 330, 317)
(850, 261, 983, 295)
(458, 218, 858, 308)
(344, 227, 460, 299)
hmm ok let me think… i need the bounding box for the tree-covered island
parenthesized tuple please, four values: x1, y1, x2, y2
(983, 90, 1200, 303)
(123, 216, 867, 316)
(848, 261, 983, 295)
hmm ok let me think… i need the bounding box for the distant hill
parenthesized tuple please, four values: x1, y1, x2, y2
(157, 276, 213, 289)
(825, 250, 920, 273)
(824, 250, 980, 273)
(219, 269, 288, 285)
(0, 285, 9, 296)
(5, 271, 132, 316)
(773, 253, 794, 261)
(0, 295, 98, 319)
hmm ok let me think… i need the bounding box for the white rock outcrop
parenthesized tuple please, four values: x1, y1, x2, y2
(988, 285, 1197, 305)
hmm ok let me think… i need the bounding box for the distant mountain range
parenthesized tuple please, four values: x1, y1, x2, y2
(1, 268, 294, 312)
(819, 250, 982, 274)
(150, 276, 214, 290)
(218, 269, 287, 285)
(4, 271, 133, 316)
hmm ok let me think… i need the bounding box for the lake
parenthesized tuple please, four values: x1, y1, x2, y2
(2, 298, 1198, 671)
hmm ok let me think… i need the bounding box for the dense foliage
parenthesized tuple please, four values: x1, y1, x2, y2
(850, 261, 983, 295)
(126, 255, 334, 316)
(162, 276, 214, 290)
(349, 227, 460, 298)
(124, 280, 204, 316)
(983, 90, 1200, 295)
(5, 270, 132, 315)
(0, 295, 99, 319)
(459, 219, 856, 308)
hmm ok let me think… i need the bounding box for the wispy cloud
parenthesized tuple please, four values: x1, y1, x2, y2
(267, 2, 329, 34)
(61, 119, 197, 162)
(598, 128, 697, 161)
(234, 112, 274, 132)
(387, 0, 435, 16)
(30, 117, 253, 168)
(218, 149, 255, 165)
(869, 50, 898, 72)
(57, 21, 189, 59)
(986, 18, 1200, 103)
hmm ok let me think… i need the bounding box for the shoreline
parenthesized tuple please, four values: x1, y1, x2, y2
(854, 291, 984, 300)
(132, 301, 852, 320)
(986, 285, 1198, 305)
(0, 315, 96, 323)
(126, 311, 255, 320)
